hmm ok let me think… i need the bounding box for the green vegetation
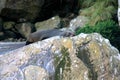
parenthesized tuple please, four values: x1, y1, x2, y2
(79, 0, 117, 25)
(77, 0, 119, 50)
(54, 47, 71, 80)
(76, 20, 120, 51)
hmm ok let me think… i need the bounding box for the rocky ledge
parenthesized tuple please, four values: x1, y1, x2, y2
(0, 33, 120, 80)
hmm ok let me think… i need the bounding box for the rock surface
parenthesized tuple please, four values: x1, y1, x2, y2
(35, 16, 60, 30)
(24, 65, 49, 80)
(0, 33, 120, 80)
(69, 16, 89, 31)
(15, 22, 36, 38)
(0, 42, 25, 54)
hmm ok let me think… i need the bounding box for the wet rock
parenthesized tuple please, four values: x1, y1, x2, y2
(0, 33, 119, 80)
(35, 16, 60, 30)
(0, 42, 25, 54)
(3, 21, 15, 30)
(15, 22, 36, 38)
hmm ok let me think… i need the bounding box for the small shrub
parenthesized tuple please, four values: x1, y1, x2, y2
(76, 20, 120, 51)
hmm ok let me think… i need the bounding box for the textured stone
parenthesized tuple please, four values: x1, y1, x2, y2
(24, 65, 49, 80)
(69, 16, 89, 31)
(0, 42, 25, 54)
(0, 33, 120, 80)
(35, 16, 60, 30)
(15, 22, 36, 38)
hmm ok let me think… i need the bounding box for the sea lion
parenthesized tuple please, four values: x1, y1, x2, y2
(26, 29, 74, 45)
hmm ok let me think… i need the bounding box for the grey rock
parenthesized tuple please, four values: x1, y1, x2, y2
(35, 16, 60, 30)
(69, 16, 89, 31)
(15, 22, 36, 38)
(57, 16, 89, 33)
(0, 33, 120, 80)
(0, 42, 25, 54)
(24, 65, 49, 80)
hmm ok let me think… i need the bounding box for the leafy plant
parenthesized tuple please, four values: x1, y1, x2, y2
(76, 20, 120, 51)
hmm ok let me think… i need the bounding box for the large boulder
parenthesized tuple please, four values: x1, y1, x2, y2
(35, 16, 60, 30)
(56, 15, 89, 34)
(15, 22, 36, 38)
(0, 33, 119, 80)
(69, 16, 89, 31)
